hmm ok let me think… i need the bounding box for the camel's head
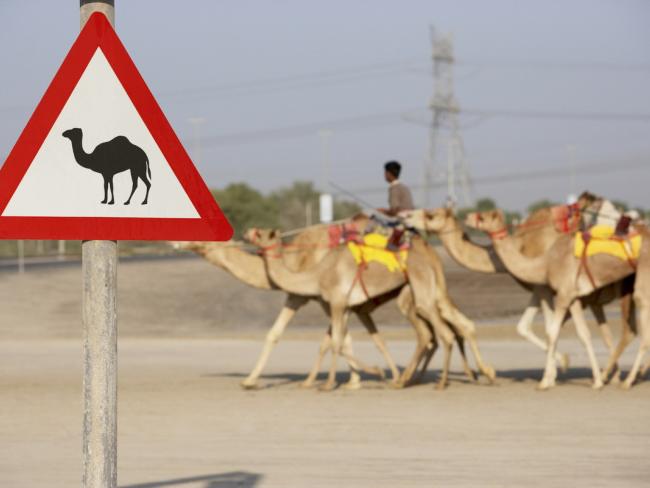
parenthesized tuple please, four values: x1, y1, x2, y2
(401, 207, 453, 233)
(62, 128, 82, 140)
(169, 241, 203, 252)
(169, 240, 235, 257)
(577, 190, 600, 210)
(245, 228, 281, 249)
(464, 210, 508, 238)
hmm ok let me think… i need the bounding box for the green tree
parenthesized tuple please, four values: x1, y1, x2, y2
(211, 183, 278, 238)
(475, 198, 496, 211)
(269, 181, 320, 230)
(333, 200, 362, 220)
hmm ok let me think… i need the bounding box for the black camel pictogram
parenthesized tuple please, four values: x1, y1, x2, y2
(62, 128, 152, 205)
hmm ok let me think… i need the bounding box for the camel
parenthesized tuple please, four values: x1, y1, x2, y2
(247, 227, 496, 390)
(172, 239, 416, 389)
(62, 128, 152, 205)
(465, 209, 644, 389)
(402, 206, 635, 381)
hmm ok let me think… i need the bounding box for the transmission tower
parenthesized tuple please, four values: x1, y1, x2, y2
(424, 25, 472, 208)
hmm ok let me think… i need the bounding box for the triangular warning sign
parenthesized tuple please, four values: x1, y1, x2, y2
(0, 13, 232, 241)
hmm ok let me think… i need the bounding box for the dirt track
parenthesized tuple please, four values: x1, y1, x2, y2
(1, 339, 649, 488)
(1, 256, 648, 487)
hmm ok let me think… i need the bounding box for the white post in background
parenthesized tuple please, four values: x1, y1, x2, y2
(79, 2, 117, 488)
(318, 129, 333, 223)
(567, 143, 577, 204)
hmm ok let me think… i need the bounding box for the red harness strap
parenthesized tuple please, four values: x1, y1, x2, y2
(347, 247, 409, 305)
(614, 235, 638, 270)
(577, 232, 597, 289)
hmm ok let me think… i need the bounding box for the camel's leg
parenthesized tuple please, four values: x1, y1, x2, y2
(124, 171, 138, 205)
(321, 303, 350, 391)
(570, 301, 604, 389)
(538, 288, 570, 371)
(439, 301, 496, 383)
(410, 295, 454, 389)
(451, 326, 477, 382)
(413, 330, 439, 385)
(141, 173, 151, 205)
(602, 294, 636, 383)
(517, 294, 566, 369)
(107, 177, 115, 205)
(425, 308, 454, 390)
(538, 297, 571, 390)
(355, 310, 400, 382)
(101, 177, 109, 204)
(589, 303, 617, 383)
(398, 322, 434, 387)
(341, 332, 364, 390)
(396, 289, 435, 387)
(301, 329, 332, 388)
(241, 294, 308, 389)
(622, 293, 650, 389)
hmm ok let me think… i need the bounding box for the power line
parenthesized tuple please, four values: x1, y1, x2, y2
(197, 107, 650, 146)
(2, 56, 649, 113)
(199, 108, 421, 147)
(463, 108, 650, 121)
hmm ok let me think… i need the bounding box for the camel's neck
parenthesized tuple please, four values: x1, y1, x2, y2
(263, 245, 321, 296)
(68, 135, 93, 170)
(492, 236, 548, 285)
(202, 246, 272, 290)
(438, 222, 499, 273)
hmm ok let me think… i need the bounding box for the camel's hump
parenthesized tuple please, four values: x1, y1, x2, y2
(94, 135, 145, 153)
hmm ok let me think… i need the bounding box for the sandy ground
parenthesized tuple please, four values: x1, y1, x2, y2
(1, 256, 648, 487)
(1, 339, 649, 488)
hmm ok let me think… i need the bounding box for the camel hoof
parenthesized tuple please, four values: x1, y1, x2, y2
(318, 381, 337, 392)
(483, 365, 497, 383)
(620, 380, 634, 390)
(142, 200, 148, 205)
(124, 201, 130, 205)
(609, 371, 622, 385)
(536, 379, 555, 391)
(240, 380, 259, 390)
(435, 381, 448, 391)
(559, 353, 570, 373)
(592, 381, 604, 390)
(108, 201, 115, 205)
(342, 380, 362, 391)
(101, 201, 107, 204)
(299, 380, 316, 389)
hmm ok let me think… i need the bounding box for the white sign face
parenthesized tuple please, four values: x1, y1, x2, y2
(3, 48, 199, 218)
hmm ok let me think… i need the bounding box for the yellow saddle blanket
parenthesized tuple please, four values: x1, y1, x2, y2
(574, 225, 642, 261)
(347, 233, 408, 273)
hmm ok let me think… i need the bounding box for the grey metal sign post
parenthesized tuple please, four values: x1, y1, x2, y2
(80, 3, 117, 488)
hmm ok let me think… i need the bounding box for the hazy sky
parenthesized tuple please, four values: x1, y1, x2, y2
(1, 0, 649, 211)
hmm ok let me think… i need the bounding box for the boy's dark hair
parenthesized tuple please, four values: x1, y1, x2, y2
(384, 160, 401, 178)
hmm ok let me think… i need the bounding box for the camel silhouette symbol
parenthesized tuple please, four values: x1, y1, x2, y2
(62, 128, 152, 205)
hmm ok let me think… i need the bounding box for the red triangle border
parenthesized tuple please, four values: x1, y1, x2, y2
(0, 13, 233, 241)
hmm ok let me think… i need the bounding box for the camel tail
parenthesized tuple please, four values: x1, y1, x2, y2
(146, 157, 152, 180)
